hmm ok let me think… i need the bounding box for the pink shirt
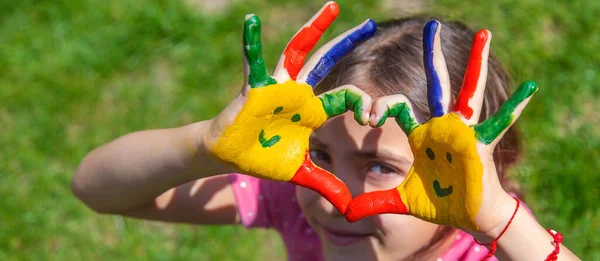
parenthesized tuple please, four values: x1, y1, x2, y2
(230, 174, 505, 261)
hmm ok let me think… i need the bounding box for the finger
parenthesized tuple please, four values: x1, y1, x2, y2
(423, 20, 452, 118)
(453, 29, 492, 125)
(297, 19, 377, 88)
(243, 14, 277, 88)
(318, 84, 373, 125)
(290, 152, 352, 214)
(473, 81, 538, 147)
(272, 1, 340, 82)
(369, 94, 425, 135)
(345, 188, 408, 223)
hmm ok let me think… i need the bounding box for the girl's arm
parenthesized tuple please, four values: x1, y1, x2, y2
(473, 192, 580, 260)
(72, 120, 239, 224)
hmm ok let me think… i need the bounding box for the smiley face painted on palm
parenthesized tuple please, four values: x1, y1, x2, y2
(213, 81, 327, 181)
(208, 2, 377, 214)
(345, 20, 538, 230)
(398, 113, 483, 229)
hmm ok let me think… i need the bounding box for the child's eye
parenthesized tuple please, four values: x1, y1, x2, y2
(366, 163, 400, 178)
(309, 149, 331, 164)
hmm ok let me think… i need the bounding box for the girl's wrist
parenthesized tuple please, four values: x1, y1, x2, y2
(470, 191, 517, 242)
(180, 120, 235, 178)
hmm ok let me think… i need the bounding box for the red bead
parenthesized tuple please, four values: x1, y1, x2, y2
(545, 229, 562, 261)
(555, 233, 563, 243)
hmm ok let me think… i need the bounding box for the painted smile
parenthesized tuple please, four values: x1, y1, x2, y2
(258, 129, 280, 148)
(433, 180, 453, 197)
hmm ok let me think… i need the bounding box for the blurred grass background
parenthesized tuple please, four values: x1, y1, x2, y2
(0, 0, 598, 260)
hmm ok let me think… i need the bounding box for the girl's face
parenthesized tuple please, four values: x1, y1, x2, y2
(297, 111, 447, 261)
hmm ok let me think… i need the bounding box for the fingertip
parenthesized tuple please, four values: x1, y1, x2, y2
(424, 20, 441, 36)
(344, 201, 359, 222)
(243, 14, 261, 35)
(324, 1, 340, 16)
(356, 110, 369, 126)
(368, 113, 378, 127)
(244, 13, 257, 21)
(363, 19, 377, 35)
(521, 80, 539, 92)
(368, 100, 385, 127)
(345, 213, 359, 223)
(476, 29, 490, 39)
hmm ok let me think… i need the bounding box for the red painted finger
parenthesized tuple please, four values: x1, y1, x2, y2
(345, 188, 408, 223)
(281, 1, 339, 80)
(453, 29, 491, 125)
(290, 151, 351, 214)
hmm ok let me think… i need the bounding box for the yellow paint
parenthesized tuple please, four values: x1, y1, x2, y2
(398, 112, 483, 230)
(210, 80, 328, 181)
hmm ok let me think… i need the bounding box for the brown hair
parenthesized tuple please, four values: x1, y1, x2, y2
(316, 16, 523, 258)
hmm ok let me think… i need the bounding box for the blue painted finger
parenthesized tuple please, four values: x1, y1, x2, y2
(423, 20, 451, 118)
(298, 19, 377, 87)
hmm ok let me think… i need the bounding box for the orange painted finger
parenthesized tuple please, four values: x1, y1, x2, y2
(290, 151, 351, 214)
(279, 1, 339, 81)
(345, 188, 408, 222)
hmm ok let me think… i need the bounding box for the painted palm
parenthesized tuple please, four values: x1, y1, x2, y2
(209, 2, 376, 214)
(345, 21, 538, 230)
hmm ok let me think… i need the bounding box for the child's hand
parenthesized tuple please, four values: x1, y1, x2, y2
(203, 2, 376, 214)
(345, 20, 537, 232)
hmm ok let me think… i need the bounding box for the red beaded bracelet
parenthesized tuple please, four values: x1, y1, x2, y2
(476, 196, 521, 261)
(545, 229, 563, 261)
(474, 196, 564, 261)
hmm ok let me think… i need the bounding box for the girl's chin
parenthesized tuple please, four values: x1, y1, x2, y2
(321, 241, 379, 261)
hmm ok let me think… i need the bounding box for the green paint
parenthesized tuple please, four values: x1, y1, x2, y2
(375, 103, 419, 134)
(243, 15, 277, 88)
(258, 129, 280, 148)
(291, 114, 301, 122)
(433, 180, 453, 197)
(474, 81, 538, 144)
(273, 106, 283, 114)
(319, 89, 364, 124)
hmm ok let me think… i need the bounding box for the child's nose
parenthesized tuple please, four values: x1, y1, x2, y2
(331, 163, 367, 198)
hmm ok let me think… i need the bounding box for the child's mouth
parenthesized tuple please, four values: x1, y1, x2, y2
(321, 226, 371, 246)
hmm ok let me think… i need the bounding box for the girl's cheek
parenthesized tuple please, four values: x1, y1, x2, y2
(296, 186, 319, 212)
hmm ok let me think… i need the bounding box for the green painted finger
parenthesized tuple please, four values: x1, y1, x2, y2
(474, 80, 538, 144)
(319, 89, 365, 124)
(375, 103, 420, 134)
(243, 14, 277, 88)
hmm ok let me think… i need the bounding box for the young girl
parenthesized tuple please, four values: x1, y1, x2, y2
(72, 2, 580, 260)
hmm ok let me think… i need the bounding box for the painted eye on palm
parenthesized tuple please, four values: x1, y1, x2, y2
(346, 20, 538, 230)
(208, 1, 376, 214)
(257, 107, 301, 148)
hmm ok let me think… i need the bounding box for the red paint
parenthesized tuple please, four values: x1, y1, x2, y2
(453, 30, 489, 119)
(345, 188, 408, 223)
(283, 2, 339, 80)
(290, 151, 351, 214)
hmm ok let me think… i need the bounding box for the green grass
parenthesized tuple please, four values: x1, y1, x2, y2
(0, 0, 598, 259)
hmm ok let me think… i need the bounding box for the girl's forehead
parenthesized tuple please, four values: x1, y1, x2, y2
(313, 112, 409, 151)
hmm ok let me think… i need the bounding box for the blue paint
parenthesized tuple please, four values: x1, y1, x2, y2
(423, 20, 445, 118)
(305, 19, 377, 87)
